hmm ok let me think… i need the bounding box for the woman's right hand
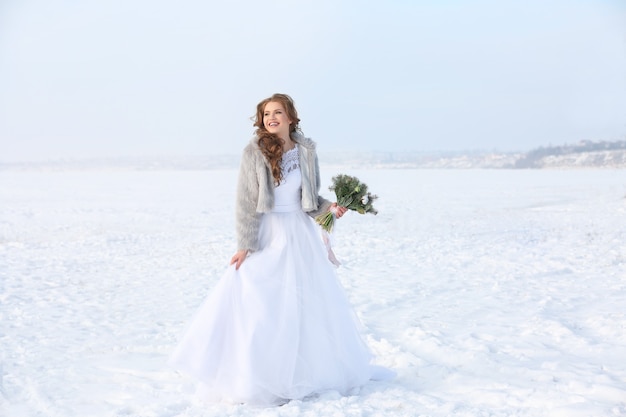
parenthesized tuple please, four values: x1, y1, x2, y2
(230, 250, 249, 270)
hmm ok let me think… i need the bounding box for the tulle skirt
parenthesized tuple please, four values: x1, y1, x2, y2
(169, 208, 390, 406)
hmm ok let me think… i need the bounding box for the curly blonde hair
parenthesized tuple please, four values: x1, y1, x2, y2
(253, 93, 301, 185)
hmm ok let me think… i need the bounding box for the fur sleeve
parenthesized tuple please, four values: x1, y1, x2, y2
(235, 146, 262, 251)
(305, 153, 332, 218)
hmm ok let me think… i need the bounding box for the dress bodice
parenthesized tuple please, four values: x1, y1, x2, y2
(272, 147, 302, 213)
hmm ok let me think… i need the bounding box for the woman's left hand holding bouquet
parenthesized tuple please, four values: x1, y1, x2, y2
(330, 203, 348, 219)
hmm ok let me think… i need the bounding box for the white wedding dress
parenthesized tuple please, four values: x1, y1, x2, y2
(169, 147, 392, 406)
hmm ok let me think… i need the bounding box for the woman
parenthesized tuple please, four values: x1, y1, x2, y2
(169, 93, 392, 406)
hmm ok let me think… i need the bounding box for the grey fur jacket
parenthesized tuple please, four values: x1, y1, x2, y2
(236, 131, 332, 251)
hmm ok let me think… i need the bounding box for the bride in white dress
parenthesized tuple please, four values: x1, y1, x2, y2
(169, 94, 392, 406)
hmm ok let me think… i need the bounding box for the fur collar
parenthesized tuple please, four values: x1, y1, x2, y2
(292, 131, 316, 150)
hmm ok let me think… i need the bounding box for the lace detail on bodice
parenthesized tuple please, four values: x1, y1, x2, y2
(274, 146, 301, 211)
(281, 147, 300, 175)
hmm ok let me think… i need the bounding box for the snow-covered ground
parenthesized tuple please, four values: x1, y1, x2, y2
(1, 167, 625, 417)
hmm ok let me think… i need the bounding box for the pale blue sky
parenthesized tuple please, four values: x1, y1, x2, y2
(1, 0, 625, 162)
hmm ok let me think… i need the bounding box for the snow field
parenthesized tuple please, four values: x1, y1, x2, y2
(1, 168, 625, 416)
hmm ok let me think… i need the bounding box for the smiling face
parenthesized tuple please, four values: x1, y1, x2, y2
(263, 101, 292, 141)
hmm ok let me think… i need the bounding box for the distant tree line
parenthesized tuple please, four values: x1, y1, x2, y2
(514, 140, 626, 168)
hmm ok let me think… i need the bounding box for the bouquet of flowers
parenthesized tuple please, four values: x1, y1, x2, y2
(315, 174, 378, 233)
